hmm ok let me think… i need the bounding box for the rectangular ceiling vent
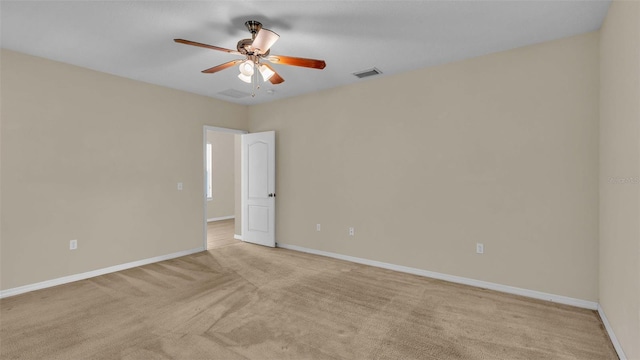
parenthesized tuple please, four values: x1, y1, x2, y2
(353, 67, 383, 79)
(218, 89, 252, 98)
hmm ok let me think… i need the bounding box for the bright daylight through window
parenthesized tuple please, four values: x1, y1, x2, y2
(206, 143, 212, 199)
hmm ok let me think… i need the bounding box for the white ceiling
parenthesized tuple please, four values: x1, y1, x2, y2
(1, 1, 611, 105)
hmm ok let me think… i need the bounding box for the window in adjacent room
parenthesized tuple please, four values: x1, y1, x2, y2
(206, 143, 213, 199)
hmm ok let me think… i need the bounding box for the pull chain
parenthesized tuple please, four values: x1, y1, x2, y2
(251, 62, 261, 97)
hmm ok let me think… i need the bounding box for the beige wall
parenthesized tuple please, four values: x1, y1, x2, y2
(206, 130, 235, 220)
(0, 50, 248, 290)
(599, 1, 640, 359)
(249, 32, 600, 301)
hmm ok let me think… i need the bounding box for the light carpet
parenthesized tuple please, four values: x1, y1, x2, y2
(0, 242, 617, 359)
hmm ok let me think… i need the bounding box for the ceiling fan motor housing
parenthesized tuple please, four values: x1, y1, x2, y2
(237, 39, 269, 57)
(238, 21, 271, 56)
(244, 20, 263, 36)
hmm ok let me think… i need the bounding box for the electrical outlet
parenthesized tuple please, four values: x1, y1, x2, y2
(316, 224, 321, 231)
(476, 243, 484, 254)
(349, 227, 355, 236)
(70, 239, 78, 250)
(177, 182, 183, 191)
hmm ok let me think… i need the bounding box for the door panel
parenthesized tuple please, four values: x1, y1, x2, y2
(241, 131, 275, 247)
(248, 205, 269, 232)
(248, 142, 269, 199)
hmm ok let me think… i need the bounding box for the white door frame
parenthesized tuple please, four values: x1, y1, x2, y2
(202, 126, 248, 250)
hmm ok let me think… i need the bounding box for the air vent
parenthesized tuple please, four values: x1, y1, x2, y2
(218, 89, 252, 98)
(353, 67, 382, 79)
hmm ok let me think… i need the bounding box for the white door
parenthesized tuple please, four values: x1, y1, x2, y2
(241, 131, 276, 247)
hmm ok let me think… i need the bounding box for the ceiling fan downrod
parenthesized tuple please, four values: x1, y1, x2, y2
(244, 20, 262, 40)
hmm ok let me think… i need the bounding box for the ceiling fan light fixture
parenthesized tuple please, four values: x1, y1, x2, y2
(239, 60, 254, 76)
(238, 73, 252, 83)
(252, 29, 280, 54)
(175, 20, 326, 92)
(259, 64, 275, 82)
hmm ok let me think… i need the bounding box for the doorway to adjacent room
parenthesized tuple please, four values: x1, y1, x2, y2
(203, 126, 246, 249)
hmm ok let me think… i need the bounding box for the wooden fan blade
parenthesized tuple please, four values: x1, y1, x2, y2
(262, 63, 285, 84)
(252, 28, 279, 55)
(202, 60, 243, 74)
(266, 55, 326, 69)
(174, 39, 241, 55)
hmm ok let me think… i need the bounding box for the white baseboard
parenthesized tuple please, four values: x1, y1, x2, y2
(276, 243, 598, 310)
(597, 304, 628, 360)
(0, 247, 205, 299)
(233, 234, 243, 240)
(207, 216, 235, 222)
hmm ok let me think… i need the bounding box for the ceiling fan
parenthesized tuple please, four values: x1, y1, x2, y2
(174, 20, 326, 87)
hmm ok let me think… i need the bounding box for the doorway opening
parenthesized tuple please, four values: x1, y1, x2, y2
(203, 126, 247, 250)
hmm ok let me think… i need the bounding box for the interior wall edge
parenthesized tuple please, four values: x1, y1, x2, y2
(597, 304, 629, 360)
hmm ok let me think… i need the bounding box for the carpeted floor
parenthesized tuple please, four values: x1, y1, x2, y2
(1, 239, 617, 359)
(207, 219, 239, 249)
